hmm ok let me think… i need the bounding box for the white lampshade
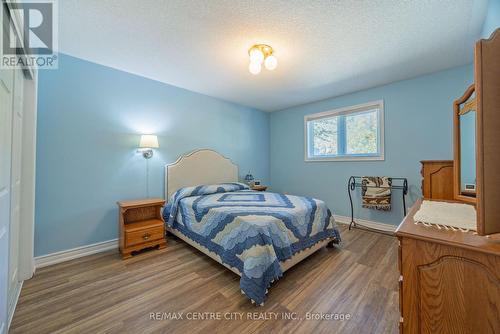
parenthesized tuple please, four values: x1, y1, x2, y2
(249, 48, 264, 64)
(264, 55, 278, 70)
(139, 135, 159, 149)
(248, 62, 261, 75)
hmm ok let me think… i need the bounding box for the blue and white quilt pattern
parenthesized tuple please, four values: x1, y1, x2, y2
(163, 183, 341, 305)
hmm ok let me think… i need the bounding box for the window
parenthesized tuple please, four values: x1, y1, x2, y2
(305, 100, 384, 161)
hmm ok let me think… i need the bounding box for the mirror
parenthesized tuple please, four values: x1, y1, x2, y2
(453, 84, 477, 204)
(459, 106, 476, 197)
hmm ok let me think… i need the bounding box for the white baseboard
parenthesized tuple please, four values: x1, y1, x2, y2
(35, 239, 118, 269)
(334, 215, 397, 233)
(7, 280, 22, 331)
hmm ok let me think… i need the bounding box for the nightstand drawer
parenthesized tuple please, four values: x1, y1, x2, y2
(125, 226, 164, 247)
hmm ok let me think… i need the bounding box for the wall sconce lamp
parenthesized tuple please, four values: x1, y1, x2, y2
(138, 134, 159, 159)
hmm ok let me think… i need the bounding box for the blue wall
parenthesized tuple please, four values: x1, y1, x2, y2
(269, 65, 473, 225)
(36, 5, 498, 256)
(35, 54, 269, 256)
(482, 0, 500, 38)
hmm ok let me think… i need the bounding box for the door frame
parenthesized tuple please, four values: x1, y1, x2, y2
(2, 3, 38, 330)
(18, 71, 37, 281)
(3, 0, 37, 281)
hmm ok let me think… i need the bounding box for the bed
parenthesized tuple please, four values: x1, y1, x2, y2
(163, 149, 341, 305)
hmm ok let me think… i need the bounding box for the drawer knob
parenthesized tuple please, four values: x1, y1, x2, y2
(143, 233, 151, 240)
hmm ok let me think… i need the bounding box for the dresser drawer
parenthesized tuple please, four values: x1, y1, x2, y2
(125, 226, 164, 247)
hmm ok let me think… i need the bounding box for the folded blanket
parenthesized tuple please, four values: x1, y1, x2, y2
(362, 176, 392, 211)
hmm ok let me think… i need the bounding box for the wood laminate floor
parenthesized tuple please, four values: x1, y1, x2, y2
(10, 226, 399, 334)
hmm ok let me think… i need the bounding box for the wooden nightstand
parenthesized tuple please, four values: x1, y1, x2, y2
(251, 185, 268, 191)
(117, 198, 166, 259)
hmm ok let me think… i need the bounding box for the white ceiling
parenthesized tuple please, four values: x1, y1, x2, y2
(59, 0, 488, 112)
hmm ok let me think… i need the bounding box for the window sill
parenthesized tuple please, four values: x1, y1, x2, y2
(305, 155, 385, 162)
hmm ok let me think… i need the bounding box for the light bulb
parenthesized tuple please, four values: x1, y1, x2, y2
(248, 62, 261, 75)
(249, 48, 264, 64)
(264, 55, 278, 70)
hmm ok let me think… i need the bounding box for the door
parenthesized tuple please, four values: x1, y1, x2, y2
(8, 67, 24, 311)
(0, 62, 14, 334)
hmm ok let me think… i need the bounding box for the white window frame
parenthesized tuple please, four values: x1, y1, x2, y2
(304, 100, 385, 162)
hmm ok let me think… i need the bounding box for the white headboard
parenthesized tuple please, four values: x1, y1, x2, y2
(165, 149, 239, 200)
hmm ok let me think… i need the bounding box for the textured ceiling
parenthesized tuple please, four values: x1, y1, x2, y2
(59, 0, 488, 111)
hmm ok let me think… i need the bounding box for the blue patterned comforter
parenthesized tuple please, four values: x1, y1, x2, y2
(163, 183, 340, 305)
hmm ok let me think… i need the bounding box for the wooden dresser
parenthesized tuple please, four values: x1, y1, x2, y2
(398, 29, 500, 333)
(396, 200, 500, 334)
(420, 160, 454, 200)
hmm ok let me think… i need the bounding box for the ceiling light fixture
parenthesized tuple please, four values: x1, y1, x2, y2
(248, 44, 277, 75)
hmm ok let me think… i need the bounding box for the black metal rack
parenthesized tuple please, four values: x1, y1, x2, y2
(347, 176, 408, 230)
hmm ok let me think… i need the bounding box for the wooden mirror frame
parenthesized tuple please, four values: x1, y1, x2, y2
(453, 83, 477, 205)
(474, 28, 500, 235)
